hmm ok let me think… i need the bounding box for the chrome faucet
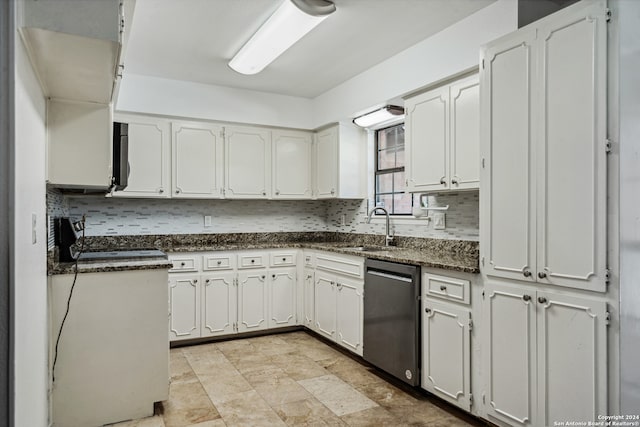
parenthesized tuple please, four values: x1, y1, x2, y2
(366, 207, 394, 246)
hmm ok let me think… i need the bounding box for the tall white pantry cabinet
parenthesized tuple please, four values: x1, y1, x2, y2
(480, 1, 609, 426)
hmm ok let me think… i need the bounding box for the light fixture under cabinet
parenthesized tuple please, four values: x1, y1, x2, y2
(229, 0, 336, 75)
(353, 105, 405, 129)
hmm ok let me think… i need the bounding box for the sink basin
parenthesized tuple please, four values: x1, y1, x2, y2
(343, 246, 398, 252)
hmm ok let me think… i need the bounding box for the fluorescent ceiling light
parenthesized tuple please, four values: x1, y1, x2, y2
(353, 105, 405, 128)
(229, 0, 336, 75)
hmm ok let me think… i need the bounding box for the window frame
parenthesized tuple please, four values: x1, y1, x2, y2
(373, 123, 413, 216)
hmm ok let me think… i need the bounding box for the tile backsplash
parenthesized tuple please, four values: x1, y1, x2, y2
(47, 191, 479, 249)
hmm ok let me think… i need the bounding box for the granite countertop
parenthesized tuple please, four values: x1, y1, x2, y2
(48, 250, 173, 275)
(49, 232, 479, 274)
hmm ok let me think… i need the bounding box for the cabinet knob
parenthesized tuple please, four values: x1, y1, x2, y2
(523, 268, 532, 278)
(306, 275, 312, 280)
(262, 191, 266, 196)
(538, 296, 548, 304)
(217, 260, 222, 265)
(261, 275, 265, 280)
(330, 189, 335, 195)
(275, 190, 280, 195)
(522, 294, 531, 302)
(439, 285, 447, 291)
(158, 188, 164, 194)
(425, 307, 432, 313)
(272, 274, 276, 279)
(538, 271, 547, 279)
(175, 190, 180, 194)
(193, 279, 198, 284)
(282, 257, 286, 261)
(180, 262, 185, 266)
(205, 279, 210, 284)
(451, 178, 458, 185)
(440, 178, 447, 185)
(251, 259, 255, 263)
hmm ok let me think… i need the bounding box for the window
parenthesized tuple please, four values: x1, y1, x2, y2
(374, 123, 413, 215)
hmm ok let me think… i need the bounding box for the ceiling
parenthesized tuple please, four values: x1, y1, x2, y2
(125, 0, 495, 99)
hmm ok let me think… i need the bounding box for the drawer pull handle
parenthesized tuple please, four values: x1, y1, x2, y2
(439, 285, 447, 291)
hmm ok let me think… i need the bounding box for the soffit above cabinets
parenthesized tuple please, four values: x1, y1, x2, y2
(124, 0, 496, 98)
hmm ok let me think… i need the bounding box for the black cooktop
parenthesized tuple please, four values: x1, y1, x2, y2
(76, 249, 167, 263)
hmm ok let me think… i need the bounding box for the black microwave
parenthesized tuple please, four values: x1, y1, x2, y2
(112, 122, 129, 191)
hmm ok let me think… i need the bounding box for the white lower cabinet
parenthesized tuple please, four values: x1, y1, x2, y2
(421, 270, 473, 411)
(237, 270, 269, 333)
(421, 298, 471, 411)
(484, 280, 608, 427)
(313, 252, 364, 356)
(201, 272, 237, 337)
(168, 250, 297, 342)
(303, 267, 315, 329)
(269, 267, 297, 328)
(335, 277, 363, 355)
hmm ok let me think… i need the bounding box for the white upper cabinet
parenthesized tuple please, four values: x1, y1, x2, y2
(225, 126, 271, 199)
(47, 99, 113, 190)
(405, 74, 479, 193)
(172, 122, 224, 198)
(449, 75, 480, 190)
(272, 130, 313, 199)
(20, 0, 132, 104)
(405, 85, 449, 193)
(113, 115, 171, 198)
(480, 0, 608, 292)
(314, 124, 367, 199)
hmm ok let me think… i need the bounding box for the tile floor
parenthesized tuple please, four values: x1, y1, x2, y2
(111, 331, 483, 427)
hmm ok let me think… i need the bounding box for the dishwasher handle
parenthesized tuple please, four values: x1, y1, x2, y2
(366, 269, 413, 283)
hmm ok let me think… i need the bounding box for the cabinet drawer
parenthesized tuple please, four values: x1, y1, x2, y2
(238, 253, 267, 269)
(424, 273, 470, 304)
(168, 255, 200, 273)
(203, 254, 235, 271)
(270, 252, 297, 267)
(316, 253, 364, 279)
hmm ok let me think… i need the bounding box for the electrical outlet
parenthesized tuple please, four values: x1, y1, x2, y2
(433, 212, 446, 230)
(204, 215, 212, 227)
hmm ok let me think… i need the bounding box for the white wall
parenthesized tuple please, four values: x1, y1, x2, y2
(311, 0, 518, 127)
(116, 74, 315, 129)
(13, 31, 48, 427)
(115, 1, 518, 130)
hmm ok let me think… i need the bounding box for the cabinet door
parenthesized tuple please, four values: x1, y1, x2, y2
(449, 75, 479, 190)
(421, 298, 471, 411)
(480, 29, 538, 283)
(335, 277, 363, 356)
(272, 130, 312, 199)
(314, 272, 336, 339)
(536, 291, 607, 425)
(113, 116, 170, 198)
(303, 268, 315, 329)
(405, 85, 449, 192)
(484, 281, 536, 427)
(172, 122, 223, 198)
(268, 267, 297, 328)
(237, 270, 268, 332)
(314, 127, 338, 198)
(169, 275, 201, 341)
(201, 272, 236, 337)
(225, 126, 271, 198)
(536, 1, 608, 292)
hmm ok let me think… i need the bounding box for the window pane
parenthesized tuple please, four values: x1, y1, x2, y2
(395, 146, 405, 167)
(377, 125, 403, 150)
(377, 148, 396, 170)
(376, 173, 394, 194)
(393, 193, 413, 215)
(393, 171, 406, 193)
(375, 194, 393, 210)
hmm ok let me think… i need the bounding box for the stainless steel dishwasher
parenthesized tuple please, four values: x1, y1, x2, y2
(363, 258, 420, 386)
